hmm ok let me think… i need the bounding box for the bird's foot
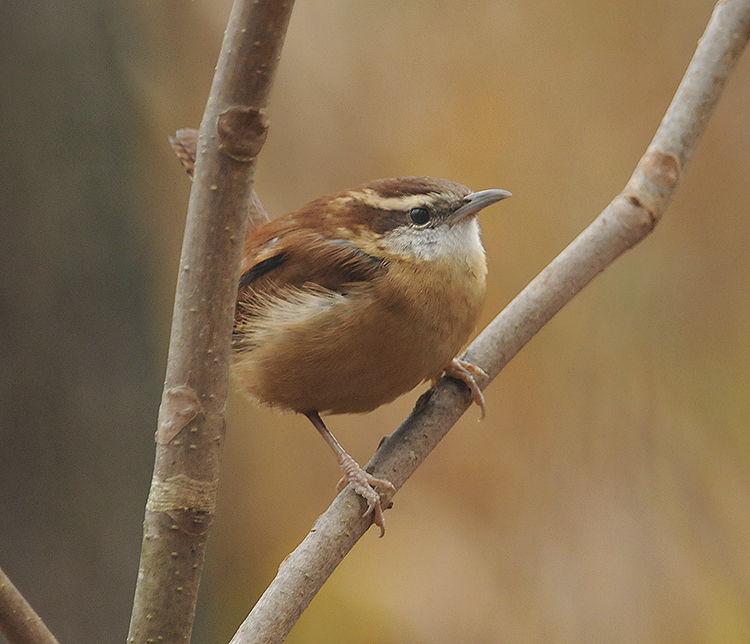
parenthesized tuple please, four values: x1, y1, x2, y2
(440, 358, 488, 420)
(336, 453, 395, 538)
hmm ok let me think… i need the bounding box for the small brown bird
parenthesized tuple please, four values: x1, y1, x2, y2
(231, 176, 510, 535)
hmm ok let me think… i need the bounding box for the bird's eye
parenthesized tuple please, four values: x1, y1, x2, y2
(409, 207, 430, 226)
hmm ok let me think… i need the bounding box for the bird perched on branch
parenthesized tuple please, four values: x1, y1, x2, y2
(231, 176, 510, 535)
(170, 128, 510, 536)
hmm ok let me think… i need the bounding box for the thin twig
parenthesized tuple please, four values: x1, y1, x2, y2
(126, 1, 294, 643)
(0, 565, 61, 644)
(229, 2, 750, 643)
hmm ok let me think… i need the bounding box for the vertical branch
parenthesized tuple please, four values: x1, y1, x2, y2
(127, 2, 295, 643)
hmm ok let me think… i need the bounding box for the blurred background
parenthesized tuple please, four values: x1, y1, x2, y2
(2, 0, 750, 642)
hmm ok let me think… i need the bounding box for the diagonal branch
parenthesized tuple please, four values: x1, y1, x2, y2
(0, 565, 60, 644)
(229, 1, 750, 643)
(126, 1, 294, 643)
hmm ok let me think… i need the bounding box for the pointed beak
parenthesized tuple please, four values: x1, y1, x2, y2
(452, 188, 512, 222)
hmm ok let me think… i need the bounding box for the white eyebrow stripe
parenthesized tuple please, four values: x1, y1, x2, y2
(355, 189, 457, 211)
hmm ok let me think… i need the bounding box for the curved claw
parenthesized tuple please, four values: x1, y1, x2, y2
(336, 463, 395, 538)
(439, 358, 488, 420)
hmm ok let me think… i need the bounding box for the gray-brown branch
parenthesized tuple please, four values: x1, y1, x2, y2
(0, 565, 61, 644)
(229, 2, 750, 643)
(126, 1, 294, 644)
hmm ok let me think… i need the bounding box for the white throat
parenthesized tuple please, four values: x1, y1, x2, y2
(379, 217, 484, 265)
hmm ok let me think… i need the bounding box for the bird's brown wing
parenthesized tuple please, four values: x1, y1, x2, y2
(237, 225, 386, 303)
(234, 227, 386, 352)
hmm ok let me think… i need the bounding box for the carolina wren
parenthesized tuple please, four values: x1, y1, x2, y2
(231, 176, 510, 535)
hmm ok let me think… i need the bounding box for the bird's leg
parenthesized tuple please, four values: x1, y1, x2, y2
(304, 411, 395, 537)
(439, 358, 488, 420)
